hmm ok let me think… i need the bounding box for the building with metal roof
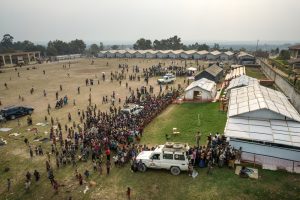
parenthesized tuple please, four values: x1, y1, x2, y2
(236, 52, 255, 64)
(184, 78, 216, 101)
(225, 84, 300, 172)
(195, 64, 223, 83)
(206, 50, 221, 60)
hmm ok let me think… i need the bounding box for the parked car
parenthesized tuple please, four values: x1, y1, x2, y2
(0, 106, 34, 120)
(121, 104, 144, 115)
(157, 73, 176, 84)
(136, 142, 190, 175)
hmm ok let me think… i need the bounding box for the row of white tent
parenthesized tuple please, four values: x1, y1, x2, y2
(97, 49, 235, 60)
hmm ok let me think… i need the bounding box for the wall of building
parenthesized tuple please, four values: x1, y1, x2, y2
(185, 88, 214, 100)
(258, 58, 300, 112)
(230, 139, 300, 161)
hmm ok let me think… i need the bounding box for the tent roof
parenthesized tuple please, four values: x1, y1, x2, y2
(225, 51, 234, 56)
(185, 78, 216, 92)
(205, 64, 223, 77)
(226, 75, 259, 91)
(237, 51, 254, 58)
(198, 50, 209, 55)
(210, 50, 221, 56)
(228, 85, 300, 122)
(224, 117, 300, 148)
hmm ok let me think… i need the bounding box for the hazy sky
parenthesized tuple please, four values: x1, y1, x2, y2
(0, 0, 299, 44)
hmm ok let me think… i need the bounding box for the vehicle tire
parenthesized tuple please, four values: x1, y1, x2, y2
(138, 164, 147, 172)
(170, 166, 181, 175)
(10, 115, 16, 120)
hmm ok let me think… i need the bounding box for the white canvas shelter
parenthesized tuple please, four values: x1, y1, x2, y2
(219, 52, 230, 60)
(115, 50, 126, 58)
(97, 50, 107, 58)
(225, 51, 234, 59)
(156, 50, 170, 58)
(106, 50, 118, 58)
(225, 85, 300, 168)
(125, 50, 136, 58)
(226, 75, 259, 96)
(145, 50, 157, 58)
(184, 78, 216, 101)
(206, 50, 221, 60)
(187, 67, 197, 71)
(134, 50, 145, 58)
(225, 66, 246, 81)
(181, 50, 196, 59)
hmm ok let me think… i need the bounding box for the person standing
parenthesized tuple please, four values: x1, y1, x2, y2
(106, 160, 111, 175)
(126, 187, 131, 200)
(34, 170, 40, 182)
(195, 132, 201, 148)
(7, 178, 11, 192)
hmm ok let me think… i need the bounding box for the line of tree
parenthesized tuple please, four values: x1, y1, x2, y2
(0, 34, 89, 56)
(133, 35, 220, 51)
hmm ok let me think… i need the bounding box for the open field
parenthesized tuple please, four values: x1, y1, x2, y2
(142, 103, 226, 145)
(0, 59, 299, 200)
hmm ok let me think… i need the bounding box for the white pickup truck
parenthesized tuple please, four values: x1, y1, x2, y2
(157, 73, 176, 84)
(136, 142, 190, 175)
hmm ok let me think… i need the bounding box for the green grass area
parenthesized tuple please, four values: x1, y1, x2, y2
(245, 67, 267, 80)
(142, 103, 226, 146)
(269, 58, 293, 75)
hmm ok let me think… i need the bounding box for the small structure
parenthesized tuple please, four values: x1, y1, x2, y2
(156, 50, 170, 59)
(134, 50, 145, 58)
(145, 50, 157, 58)
(219, 51, 234, 60)
(105, 50, 117, 58)
(97, 50, 107, 58)
(288, 44, 300, 69)
(184, 78, 217, 101)
(195, 64, 223, 83)
(206, 50, 221, 60)
(236, 52, 255, 64)
(0, 51, 41, 67)
(125, 50, 136, 58)
(224, 65, 246, 81)
(115, 50, 126, 58)
(225, 85, 300, 173)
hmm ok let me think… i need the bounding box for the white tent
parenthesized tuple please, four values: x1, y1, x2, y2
(225, 85, 300, 171)
(187, 67, 197, 71)
(184, 78, 216, 101)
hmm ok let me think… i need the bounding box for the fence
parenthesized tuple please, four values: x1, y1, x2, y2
(258, 58, 300, 112)
(241, 151, 300, 173)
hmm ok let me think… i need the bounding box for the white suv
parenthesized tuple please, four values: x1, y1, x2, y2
(136, 142, 190, 175)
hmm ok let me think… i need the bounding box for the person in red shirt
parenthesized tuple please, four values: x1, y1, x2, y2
(105, 148, 111, 161)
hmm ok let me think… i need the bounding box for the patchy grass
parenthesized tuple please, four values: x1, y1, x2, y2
(246, 67, 267, 80)
(142, 103, 226, 146)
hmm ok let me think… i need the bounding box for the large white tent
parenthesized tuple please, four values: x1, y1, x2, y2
(225, 84, 300, 172)
(226, 75, 259, 96)
(184, 78, 216, 101)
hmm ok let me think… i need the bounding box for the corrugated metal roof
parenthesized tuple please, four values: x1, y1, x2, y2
(185, 78, 216, 92)
(228, 85, 300, 122)
(205, 64, 223, 77)
(237, 51, 254, 58)
(224, 117, 300, 148)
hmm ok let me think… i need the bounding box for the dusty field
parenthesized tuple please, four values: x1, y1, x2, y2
(0, 58, 203, 127)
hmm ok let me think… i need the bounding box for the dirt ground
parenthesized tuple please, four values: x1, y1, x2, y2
(0, 58, 206, 128)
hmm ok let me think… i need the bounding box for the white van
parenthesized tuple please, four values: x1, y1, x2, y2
(136, 142, 190, 175)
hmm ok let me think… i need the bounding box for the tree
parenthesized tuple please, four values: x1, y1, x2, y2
(89, 44, 99, 56)
(279, 50, 290, 60)
(111, 45, 119, 50)
(0, 34, 14, 53)
(69, 39, 86, 54)
(46, 41, 58, 56)
(198, 44, 209, 51)
(133, 38, 152, 50)
(213, 43, 220, 50)
(99, 42, 104, 51)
